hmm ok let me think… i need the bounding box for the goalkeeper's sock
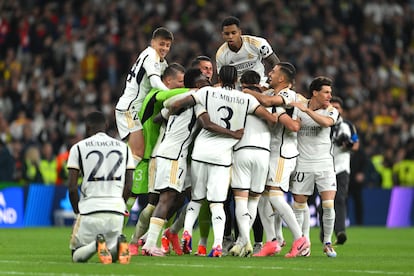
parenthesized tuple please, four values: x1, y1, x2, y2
(131, 204, 155, 243)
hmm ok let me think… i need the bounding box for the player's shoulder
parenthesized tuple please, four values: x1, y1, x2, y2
(295, 93, 308, 103)
(143, 46, 163, 62)
(326, 104, 337, 113)
(242, 35, 268, 47)
(216, 42, 229, 59)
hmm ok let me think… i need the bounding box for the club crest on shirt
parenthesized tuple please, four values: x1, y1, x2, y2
(260, 45, 270, 56)
(154, 62, 160, 70)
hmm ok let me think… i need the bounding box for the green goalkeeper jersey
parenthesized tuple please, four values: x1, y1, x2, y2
(139, 87, 189, 159)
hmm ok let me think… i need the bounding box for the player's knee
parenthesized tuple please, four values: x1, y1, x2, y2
(322, 200, 334, 209)
(293, 201, 307, 210)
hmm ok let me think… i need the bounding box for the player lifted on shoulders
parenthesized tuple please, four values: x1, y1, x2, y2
(115, 27, 173, 170)
(216, 16, 279, 89)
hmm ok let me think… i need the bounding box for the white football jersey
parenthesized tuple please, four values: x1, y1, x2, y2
(156, 92, 204, 160)
(116, 46, 168, 112)
(269, 89, 306, 158)
(233, 111, 271, 151)
(191, 86, 260, 166)
(67, 132, 135, 214)
(216, 35, 273, 86)
(295, 102, 339, 172)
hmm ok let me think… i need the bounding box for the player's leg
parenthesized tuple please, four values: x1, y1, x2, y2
(130, 192, 159, 244)
(274, 213, 285, 246)
(207, 165, 231, 257)
(229, 189, 249, 256)
(318, 171, 337, 257)
(334, 171, 349, 244)
(71, 216, 98, 263)
(142, 189, 179, 256)
(268, 189, 302, 240)
(222, 187, 236, 254)
(251, 209, 263, 253)
(257, 192, 276, 242)
(196, 199, 211, 255)
(114, 110, 143, 166)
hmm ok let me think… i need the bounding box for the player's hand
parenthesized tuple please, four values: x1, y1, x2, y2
(232, 128, 244, 139)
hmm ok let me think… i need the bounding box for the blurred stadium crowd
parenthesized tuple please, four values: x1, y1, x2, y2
(0, 0, 413, 187)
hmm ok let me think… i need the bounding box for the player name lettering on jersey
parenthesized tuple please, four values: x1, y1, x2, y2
(233, 61, 256, 71)
(212, 91, 246, 104)
(85, 140, 122, 147)
(298, 126, 323, 137)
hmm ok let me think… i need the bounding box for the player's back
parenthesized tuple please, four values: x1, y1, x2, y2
(156, 91, 201, 160)
(234, 112, 271, 151)
(191, 86, 260, 166)
(71, 132, 133, 214)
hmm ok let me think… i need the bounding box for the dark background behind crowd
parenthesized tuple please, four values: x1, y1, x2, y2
(0, 0, 413, 194)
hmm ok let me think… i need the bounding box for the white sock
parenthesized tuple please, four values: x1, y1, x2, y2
(247, 196, 260, 229)
(234, 195, 250, 245)
(144, 217, 164, 248)
(274, 214, 284, 243)
(183, 201, 201, 236)
(322, 200, 335, 244)
(258, 193, 276, 242)
(302, 204, 310, 239)
(210, 203, 226, 248)
(132, 204, 155, 243)
(268, 190, 302, 240)
(72, 241, 96, 262)
(293, 201, 309, 239)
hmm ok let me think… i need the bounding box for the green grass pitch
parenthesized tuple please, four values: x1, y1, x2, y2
(0, 226, 413, 275)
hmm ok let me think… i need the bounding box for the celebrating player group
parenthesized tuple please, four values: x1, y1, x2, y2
(69, 15, 352, 264)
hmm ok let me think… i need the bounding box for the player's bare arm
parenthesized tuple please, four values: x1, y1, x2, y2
(167, 95, 196, 115)
(243, 88, 284, 107)
(254, 105, 278, 125)
(290, 101, 335, 127)
(263, 53, 280, 75)
(68, 168, 80, 214)
(198, 112, 244, 139)
(278, 112, 300, 132)
(123, 169, 133, 203)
